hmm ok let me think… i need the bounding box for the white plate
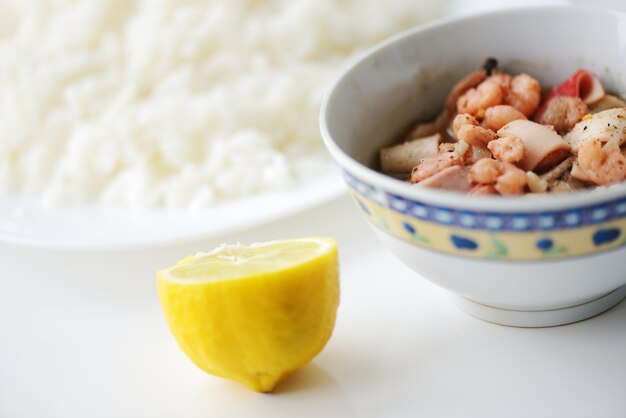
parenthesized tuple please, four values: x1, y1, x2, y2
(0, 169, 346, 250)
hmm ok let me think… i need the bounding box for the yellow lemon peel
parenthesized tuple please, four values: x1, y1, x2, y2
(157, 237, 340, 392)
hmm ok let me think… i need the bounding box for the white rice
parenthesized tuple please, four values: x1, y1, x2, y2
(0, 0, 440, 210)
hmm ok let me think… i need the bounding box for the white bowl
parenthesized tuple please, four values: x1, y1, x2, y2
(320, 6, 626, 327)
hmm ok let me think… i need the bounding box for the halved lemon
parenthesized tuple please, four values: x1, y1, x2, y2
(157, 237, 339, 392)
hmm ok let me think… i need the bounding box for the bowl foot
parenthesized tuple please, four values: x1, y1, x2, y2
(452, 285, 626, 327)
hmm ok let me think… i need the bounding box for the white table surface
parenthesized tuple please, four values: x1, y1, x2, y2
(1, 193, 625, 418)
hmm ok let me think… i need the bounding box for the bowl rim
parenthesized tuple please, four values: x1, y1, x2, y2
(320, 4, 626, 213)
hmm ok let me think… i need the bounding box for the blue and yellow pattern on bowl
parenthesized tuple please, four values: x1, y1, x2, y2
(344, 171, 626, 261)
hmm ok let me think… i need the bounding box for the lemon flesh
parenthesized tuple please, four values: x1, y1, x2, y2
(157, 237, 339, 393)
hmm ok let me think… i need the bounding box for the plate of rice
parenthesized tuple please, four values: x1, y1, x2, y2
(0, 0, 440, 249)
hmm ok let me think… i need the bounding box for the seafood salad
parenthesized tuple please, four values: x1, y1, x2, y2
(379, 58, 626, 195)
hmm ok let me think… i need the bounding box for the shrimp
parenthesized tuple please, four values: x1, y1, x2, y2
(534, 96, 587, 134)
(452, 113, 479, 138)
(445, 70, 488, 114)
(481, 105, 527, 131)
(487, 134, 525, 164)
(487, 71, 513, 90)
(494, 163, 528, 195)
(450, 119, 493, 164)
(456, 79, 503, 116)
(468, 158, 503, 185)
(572, 139, 626, 185)
(456, 124, 498, 146)
(468, 158, 527, 195)
(504, 73, 541, 117)
(577, 139, 603, 169)
(439, 143, 456, 153)
(469, 184, 498, 195)
(452, 112, 498, 145)
(410, 151, 463, 183)
(440, 140, 473, 162)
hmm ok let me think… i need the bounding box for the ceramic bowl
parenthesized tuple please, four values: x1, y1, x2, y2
(320, 6, 626, 327)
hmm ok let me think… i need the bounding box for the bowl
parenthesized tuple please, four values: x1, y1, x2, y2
(320, 5, 626, 327)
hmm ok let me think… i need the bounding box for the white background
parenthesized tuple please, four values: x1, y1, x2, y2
(1, 195, 625, 418)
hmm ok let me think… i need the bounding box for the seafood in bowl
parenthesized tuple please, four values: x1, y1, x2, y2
(320, 6, 626, 327)
(379, 58, 626, 195)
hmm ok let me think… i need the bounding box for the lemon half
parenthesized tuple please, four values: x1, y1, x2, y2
(157, 237, 339, 392)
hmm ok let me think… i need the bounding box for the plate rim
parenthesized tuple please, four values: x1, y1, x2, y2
(0, 170, 347, 251)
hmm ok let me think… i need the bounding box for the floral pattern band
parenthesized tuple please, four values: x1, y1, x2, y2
(344, 171, 626, 260)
